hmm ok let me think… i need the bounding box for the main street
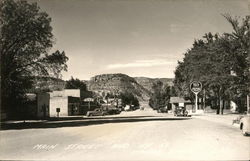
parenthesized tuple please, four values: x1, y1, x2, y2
(0, 107, 249, 160)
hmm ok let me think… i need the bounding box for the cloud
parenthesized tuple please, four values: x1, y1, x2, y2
(107, 59, 176, 69)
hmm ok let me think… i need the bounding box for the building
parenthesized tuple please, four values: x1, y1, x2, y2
(169, 97, 192, 112)
(169, 97, 206, 114)
(37, 89, 80, 118)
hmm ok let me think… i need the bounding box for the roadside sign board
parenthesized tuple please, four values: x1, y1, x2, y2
(190, 81, 202, 94)
(56, 108, 60, 112)
(190, 81, 202, 113)
(84, 98, 94, 102)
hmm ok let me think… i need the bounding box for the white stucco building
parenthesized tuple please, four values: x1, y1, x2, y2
(37, 89, 80, 118)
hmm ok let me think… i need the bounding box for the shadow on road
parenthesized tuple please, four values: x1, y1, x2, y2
(48, 115, 156, 121)
(0, 116, 192, 130)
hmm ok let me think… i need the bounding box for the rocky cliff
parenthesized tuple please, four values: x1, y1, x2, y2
(87, 73, 150, 101)
(134, 77, 174, 92)
(86, 73, 174, 101)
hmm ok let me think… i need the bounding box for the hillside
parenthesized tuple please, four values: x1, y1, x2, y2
(134, 77, 174, 92)
(86, 73, 174, 101)
(87, 73, 151, 101)
(28, 74, 174, 102)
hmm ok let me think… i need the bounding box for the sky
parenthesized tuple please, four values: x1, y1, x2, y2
(33, 0, 249, 80)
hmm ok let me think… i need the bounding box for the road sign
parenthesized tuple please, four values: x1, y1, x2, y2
(84, 98, 94, 102)
(56, 108, 60, 112)
(56, 108, 60, 117)
(190, 81, 202, 113)
(190, 81, 202, 94)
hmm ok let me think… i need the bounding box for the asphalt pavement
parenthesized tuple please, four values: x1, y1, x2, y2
(0, 108, 249, 160)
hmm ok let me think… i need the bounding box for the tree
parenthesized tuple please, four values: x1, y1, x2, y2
(65, 77, 87, 91)
(149, 81, 171, 110)
(119, 92, 139, 108)
(221, 15, 250, 113)
(65, 77, 94, 99)
(174, 33, 238, 114)
(173, 15, 250, 114)
(0, 0, 68, 118)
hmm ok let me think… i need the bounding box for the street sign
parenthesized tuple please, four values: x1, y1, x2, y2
(190, 81, 202, 94)
(190, 81, 202, 113)
(56, 108, 60, 112)
(56, 108, 60, 117)
(84, 98, 94, 102)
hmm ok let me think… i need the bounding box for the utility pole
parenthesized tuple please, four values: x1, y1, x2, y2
(195, 93, 198, 112)
(247, 95, 250, 115)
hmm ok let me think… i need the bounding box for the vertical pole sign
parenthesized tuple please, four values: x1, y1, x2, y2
(190, 81, 202, 113)
(84, 98, 94, 110)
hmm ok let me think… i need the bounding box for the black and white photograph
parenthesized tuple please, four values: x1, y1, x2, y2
(0, 0, 250, 160)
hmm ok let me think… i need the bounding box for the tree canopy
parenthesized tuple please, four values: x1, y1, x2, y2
(65, 77, 87, 91)
(0, 0, 68, 118)
(65, 77, 95, 99)
(119, 92, 139, 107)
(149, 81, 171, 110)
(173, 15, 250, 114)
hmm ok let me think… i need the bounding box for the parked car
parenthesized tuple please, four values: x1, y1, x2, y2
(124, 105, 130, 111)
(157, 107, 168, 113)
(174, 106, 189, 116)
(239, 115, 250, 136)
(107, 108, 121, 115)
(86, 108, 107, 117)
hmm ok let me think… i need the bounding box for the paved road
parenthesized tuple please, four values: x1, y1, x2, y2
(0, 110, 249, 160)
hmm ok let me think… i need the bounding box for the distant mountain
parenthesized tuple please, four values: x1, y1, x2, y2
(134, 77, 174, 92)
(87, 73, 151, 101)
(28, 74, 174, 101)
(86, 73, 174, 101)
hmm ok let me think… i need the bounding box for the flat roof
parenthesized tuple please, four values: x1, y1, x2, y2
(170, 97, 191, 103)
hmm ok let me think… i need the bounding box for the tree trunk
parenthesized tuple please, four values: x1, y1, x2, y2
(247, 95, 250, 114)
(203, 89, 206, 111)
(219, 98, 223, 115)
(221, 100, 225, 115)
(216, 98, 220, 115)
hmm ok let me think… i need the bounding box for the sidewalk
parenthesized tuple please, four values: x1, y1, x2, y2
(194, 113, 243, 127)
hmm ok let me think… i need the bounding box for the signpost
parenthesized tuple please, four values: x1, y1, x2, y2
(190, 81, 202, 113)
(56, 108, 60, 117)
(84, 98, 94, 110)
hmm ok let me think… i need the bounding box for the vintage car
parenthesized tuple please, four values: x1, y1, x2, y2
(174, 106, 189, 117)
(86, 108, 107, 117)
(107, 108, 121, 115)
(157, 107, 168, 113)
(124, 105, 131, 111)
(240, 115, 250, 136)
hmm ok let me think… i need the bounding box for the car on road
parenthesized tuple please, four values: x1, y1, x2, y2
(86, 108, 107, 117)
(239, 115, 250, 136)
(174, 106, 189, 117)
